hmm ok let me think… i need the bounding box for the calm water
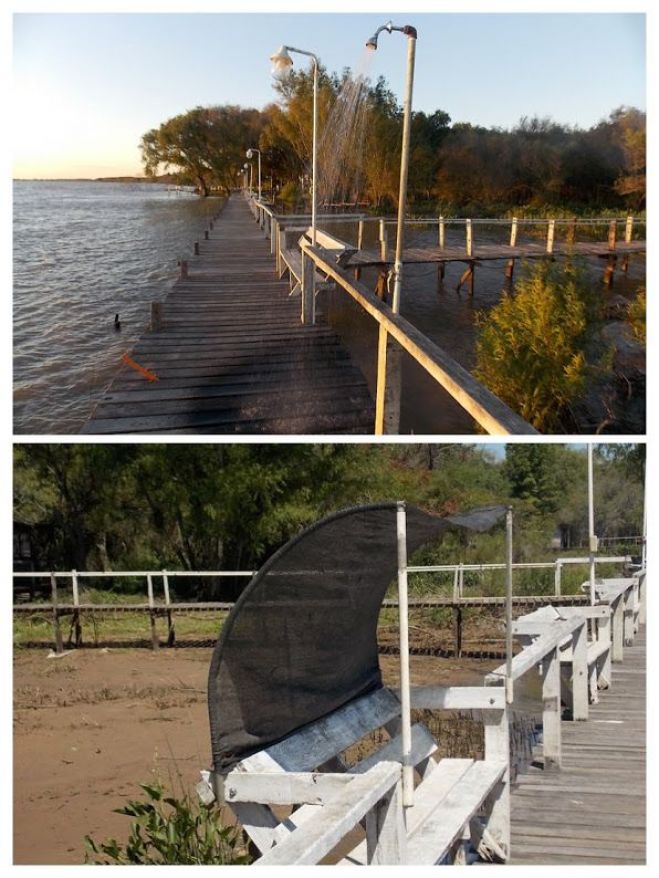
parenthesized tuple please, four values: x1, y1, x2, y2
(13, 181, 221, 433)
(14, 183, 645, 434)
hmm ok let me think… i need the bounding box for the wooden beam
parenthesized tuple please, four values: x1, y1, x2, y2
(410, 686, 505, 711)
(254, 762, 401, 866)
(223, 771, 354, 805)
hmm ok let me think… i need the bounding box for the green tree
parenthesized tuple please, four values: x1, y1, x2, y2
(504, 445, 566, 514)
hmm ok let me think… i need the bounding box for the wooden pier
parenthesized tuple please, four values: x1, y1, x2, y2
(510, 626, 645, 865)
(82, 196, 373, 434)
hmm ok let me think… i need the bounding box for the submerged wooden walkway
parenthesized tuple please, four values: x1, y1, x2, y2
(510, 625, 646, 865)
(82, 196, 373, 434)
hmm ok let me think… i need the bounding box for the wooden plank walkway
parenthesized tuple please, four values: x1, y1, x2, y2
(510, 625, 646, 865)
(350, 239, 646, 267)
(82, 195, 373, 434)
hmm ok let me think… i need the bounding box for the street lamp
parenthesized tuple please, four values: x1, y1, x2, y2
(270, 43, 319, 246)
(246, 148, 262, 202)
(366, 21, 417, 314)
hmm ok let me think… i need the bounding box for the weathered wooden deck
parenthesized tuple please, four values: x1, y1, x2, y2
(82, 196, 373, 434)
(350, 239, 646, 267)
(510, 625, 646, 865)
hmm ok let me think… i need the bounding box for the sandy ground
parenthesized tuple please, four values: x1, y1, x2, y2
(13, 647, 492, 865)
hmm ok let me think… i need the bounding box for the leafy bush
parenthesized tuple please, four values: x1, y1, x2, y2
(474, 261, 601, 431)
(84, 782, 250, 865)
(627, 287, 646, 345)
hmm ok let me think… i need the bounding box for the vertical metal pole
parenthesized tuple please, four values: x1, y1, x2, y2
(396, 501, 413, 807)
(588, 445, 596, 606)
(505, 507, 514, 704)
(391, 33, 416, 315)
(311, 58, 318, 247)
(641, 468, 647, 570)
(257, 151, 262, 202)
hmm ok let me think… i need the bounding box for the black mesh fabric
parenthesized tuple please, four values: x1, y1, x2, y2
(208, 502, 506, 773)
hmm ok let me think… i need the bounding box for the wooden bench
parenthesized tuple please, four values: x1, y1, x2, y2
(198, 685, 510, 865)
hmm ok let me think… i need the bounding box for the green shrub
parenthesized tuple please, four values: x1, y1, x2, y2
(84, 782, 250, 865)
(278, 181, 302, 205)
(474, 261, 601, 431)
(627, 287, 646, 345)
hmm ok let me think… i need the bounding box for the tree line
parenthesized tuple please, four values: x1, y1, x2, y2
(140, 66, 645, 212)
(14, 444, 644, 599)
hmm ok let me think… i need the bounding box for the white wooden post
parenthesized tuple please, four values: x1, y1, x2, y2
(625, 215, 634, 243)
(458, 563, 464, 600)
(597, 610, 612, 689)
(541, 648, 561, 769)
(623, 586, 634, 646)
(452, 566, 459, 601)
(396, 502, 414, 809)
(465, 219, 473, 257)
(571, 621, 588, 720)
(546, 219, 555, 254)
(365, 779, 406, 864)
(638, 571, 646, 626)
(509, 218, 518, 247)
(483, 708, 510, 858)
(554, 559, 562, 596)
(611, 594, 624, 661)
(505, 507, 514, 705)
(270, 218, 277, 256)
(379, 219, 388, 262)
(588, 445, 596, 606)
(438, 216, 445, 249)
(357, 219, 364, 251)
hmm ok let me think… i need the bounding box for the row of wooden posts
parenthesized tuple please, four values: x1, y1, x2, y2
(14, 555, 631, 654)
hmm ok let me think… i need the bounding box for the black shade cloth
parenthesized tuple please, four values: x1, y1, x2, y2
(208, 502, 506, 772)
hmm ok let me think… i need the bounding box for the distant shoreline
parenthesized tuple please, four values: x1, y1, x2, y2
(13, 176, 180, 184)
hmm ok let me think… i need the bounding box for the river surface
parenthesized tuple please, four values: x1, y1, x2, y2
(13, 184, 645, 434)
(13, 181, 220, 433)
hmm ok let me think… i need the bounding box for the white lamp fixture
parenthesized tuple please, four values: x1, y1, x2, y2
(270, 43, 319, 246)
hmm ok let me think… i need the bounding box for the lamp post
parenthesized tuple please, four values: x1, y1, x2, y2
(366, 21, 417, 314)
(270, 44, 319, 246)
(243, 161, 253, 196)
(587, 444, 597, 606)
(246, 148, 262, 202)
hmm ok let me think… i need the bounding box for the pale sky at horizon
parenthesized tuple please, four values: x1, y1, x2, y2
(13, 11, 646, 179)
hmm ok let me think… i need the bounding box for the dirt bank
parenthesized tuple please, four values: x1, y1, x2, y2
(13, 647, 492, 865)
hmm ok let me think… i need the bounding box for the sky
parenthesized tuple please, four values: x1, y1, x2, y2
(12, 9, 646, 179)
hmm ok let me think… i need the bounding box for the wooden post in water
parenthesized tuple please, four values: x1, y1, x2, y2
(505, 217, 517, 285)
(621, 215, 633, 273)
(465, 219, 473, 257)
(147, 574, 159, 651)
(51, 573, 64, 655)
(194, 242, 200, 256)
(438, 215, 445, 248)
(546, 219, 555, 255)
(379, 219, 389, 262)
(603, 220, 617, 287)
(150, 302, 163, 331)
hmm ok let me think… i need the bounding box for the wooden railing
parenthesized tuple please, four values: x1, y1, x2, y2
(13, 556, 634, 653)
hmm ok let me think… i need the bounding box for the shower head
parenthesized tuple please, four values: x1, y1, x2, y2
(365, 20, 417, 49)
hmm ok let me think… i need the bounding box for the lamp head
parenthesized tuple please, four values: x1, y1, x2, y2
(270, 45, 294, 78)
(246, 148, 254, 159)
